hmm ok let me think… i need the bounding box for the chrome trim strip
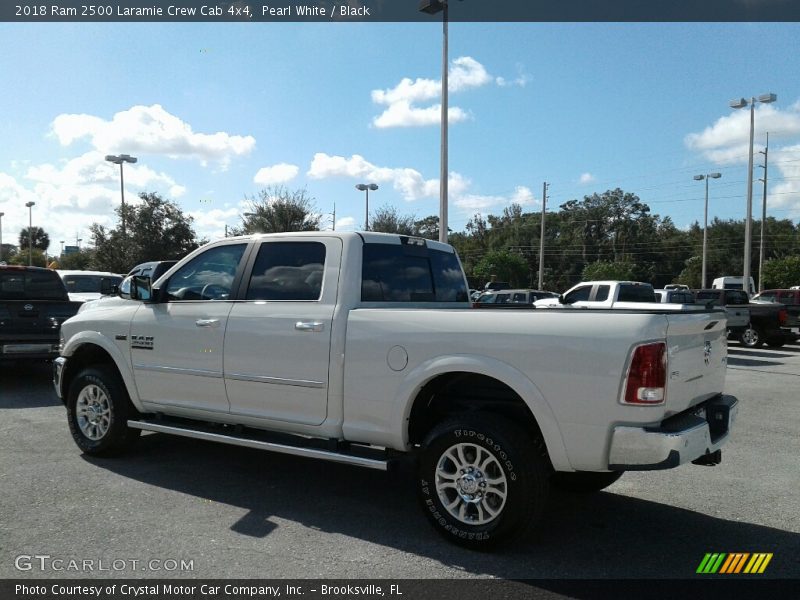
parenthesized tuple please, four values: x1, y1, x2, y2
(133, 364, 223, 379)
(226, 373, 325, 389)
(127, 420, 388, 471)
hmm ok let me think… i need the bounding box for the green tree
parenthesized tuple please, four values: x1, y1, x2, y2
(241, 186, 320, 234)
(472, 250, 528, 288)
(8, 248, 47, 267)
(675, 256, 702, 289)
(413, 215, 442, 240)
(369, 204, 416, 235)
(57, 249, 94, 270)
(762, 256, 800, 289)
(18, 226, 50, 252)
(582, 260, 637, 281)
(91, 192, 202, 273)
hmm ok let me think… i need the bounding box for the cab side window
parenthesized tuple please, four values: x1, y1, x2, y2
(246, 242, 326, 301)
(165, 244, 247, 301)
(564, 285, 591, 303)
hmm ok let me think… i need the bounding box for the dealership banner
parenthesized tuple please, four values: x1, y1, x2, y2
(4, 0, 800, 23)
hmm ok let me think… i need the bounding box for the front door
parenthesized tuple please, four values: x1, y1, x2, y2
(131, 242, 248, 414)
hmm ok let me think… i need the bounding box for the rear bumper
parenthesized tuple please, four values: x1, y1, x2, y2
(1, 341, 60, 360)
(608, 394, 738, 470)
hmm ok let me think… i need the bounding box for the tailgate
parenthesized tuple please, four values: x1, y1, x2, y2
(0, 300, 80, 337)
(725, 304, 750, 328)
(664, 310, 728, 416)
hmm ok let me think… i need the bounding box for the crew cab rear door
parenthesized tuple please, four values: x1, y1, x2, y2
(223, 238, 341, 426)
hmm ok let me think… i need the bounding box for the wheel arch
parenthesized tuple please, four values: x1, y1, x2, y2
(61, 333, 141, 411)
(393, 355, 572, 471)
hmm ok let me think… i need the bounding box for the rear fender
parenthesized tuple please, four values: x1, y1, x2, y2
(391, 354, 572, 471)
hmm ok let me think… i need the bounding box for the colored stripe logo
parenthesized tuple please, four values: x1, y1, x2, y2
(697, 553, 773, 574)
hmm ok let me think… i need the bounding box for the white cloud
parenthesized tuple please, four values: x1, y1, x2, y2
(0, 151, 189, 251)
(254, 163, 300, 185)
(579, 172, 596, 184)
(685, 100, 800, 217)
(308, 152, 535, 217)
(334, 216, 356, 231)
(187, 206, 245, 241)
(51, 104, 256, 168)
(685, 102, 800, 163)
(454, 186, 536, 212)
(308, 153, 441, 201)
(371, 56, 494, 129)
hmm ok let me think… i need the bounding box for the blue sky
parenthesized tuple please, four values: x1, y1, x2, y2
(1, 22, 800, 250)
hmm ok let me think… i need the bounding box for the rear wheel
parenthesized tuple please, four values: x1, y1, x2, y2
(417, 413, 550, 550)
(551, 471, 623, 493)
(66, 366, 140, 456)
(739, 326, 763, 348)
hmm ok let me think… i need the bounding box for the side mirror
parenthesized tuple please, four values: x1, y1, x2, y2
(110, 285, 120, 296)
(558, 294, 566, 304)
(99, 278, 116, 295)
(130, 275, 153, 302)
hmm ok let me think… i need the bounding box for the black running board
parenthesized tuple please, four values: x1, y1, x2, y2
(127, 419, 389, 471)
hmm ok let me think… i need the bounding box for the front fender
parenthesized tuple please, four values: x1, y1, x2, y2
(62, 331, 143, 412)
(390, 354, 573, 471)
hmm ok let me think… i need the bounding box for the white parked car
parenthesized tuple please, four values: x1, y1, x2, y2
(57, 270, 124, 303)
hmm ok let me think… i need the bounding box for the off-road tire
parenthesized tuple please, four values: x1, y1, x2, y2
(417, 413, 550, 550)
(66, 366, 140, 456)
(551, 470, 623, 493)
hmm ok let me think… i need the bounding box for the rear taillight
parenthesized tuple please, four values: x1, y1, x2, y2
(778, 309, 788, 326)
(622, 342, 667, 405)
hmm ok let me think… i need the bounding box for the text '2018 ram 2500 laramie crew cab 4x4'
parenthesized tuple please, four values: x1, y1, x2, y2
(54, 232, 738, 549)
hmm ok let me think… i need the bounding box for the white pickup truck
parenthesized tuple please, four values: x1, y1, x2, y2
(54, 232, 738, 549)
(534, 280, 659, 308)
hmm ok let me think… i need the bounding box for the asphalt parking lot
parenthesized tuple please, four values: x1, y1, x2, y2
(1, 342, 799, 581)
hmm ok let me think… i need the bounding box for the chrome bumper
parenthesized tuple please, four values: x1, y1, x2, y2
(608, 394, 738, 470)
(53, 356, 67, 401)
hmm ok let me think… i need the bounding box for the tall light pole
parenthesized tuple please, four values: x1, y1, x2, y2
(60, 240, 65, 256)
(693, 173, 722, 289)
(25, 201, 35, 266)
(757, 132, 770, 293)
(729, 93, 776, 295)
(538, 182, 548, 290)
(105, 154, 137, 237)
(356, 183, 378, 231)
(0, 211, 4, 263)
(419, 0, 449, 244)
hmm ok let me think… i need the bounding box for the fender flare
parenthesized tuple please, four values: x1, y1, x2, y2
(390, 354, 572, 471)
(62, 332, 143, 412)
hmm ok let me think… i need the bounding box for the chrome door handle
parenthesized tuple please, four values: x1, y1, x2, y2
(295, 321, 324, 332)
(196, 319, 220, 328)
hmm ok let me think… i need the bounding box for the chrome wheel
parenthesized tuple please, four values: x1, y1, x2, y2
(75, 384, 111, 441)
(740, 327, 760, 347)
(435, 442, 507, 525)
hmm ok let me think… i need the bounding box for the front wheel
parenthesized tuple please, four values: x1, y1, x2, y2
(66, 366, 140, 456)
(417, 413, 550, 550)
(739, 326, 763, 348)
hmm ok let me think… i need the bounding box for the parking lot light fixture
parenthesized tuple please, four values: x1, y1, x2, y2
(356, 183, 378, 231)
(25, 201, 35, 265)
(694, 173, 722, 289)
(0, 211, 4, 262)
(419, 0, 449, 244)
(105, 154, 138, 236)
(729, 93, 776, 295)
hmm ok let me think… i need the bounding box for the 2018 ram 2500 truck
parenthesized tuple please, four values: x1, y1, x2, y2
(54, 232, 738, 549)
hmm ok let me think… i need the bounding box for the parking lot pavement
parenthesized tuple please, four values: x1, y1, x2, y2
(1, 345, 799, 580)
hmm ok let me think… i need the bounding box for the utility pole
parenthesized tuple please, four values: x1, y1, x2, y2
(757, 132, 769, 293)
(538, 182, 548, 290)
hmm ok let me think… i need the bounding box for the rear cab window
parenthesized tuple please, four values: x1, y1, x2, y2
(0, 269, 68, 301)
(361, 238, 468, 303)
